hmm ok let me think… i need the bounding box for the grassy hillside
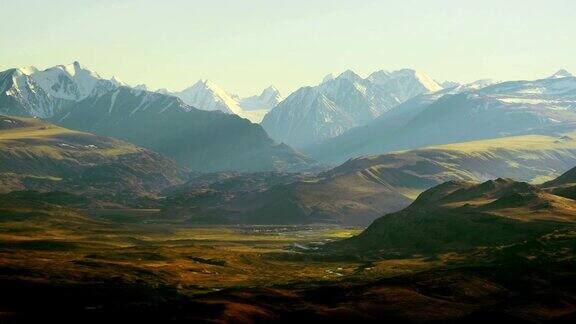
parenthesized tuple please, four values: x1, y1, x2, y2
(332, 168, 576, 256)
(327, 130, 576, 199)
(162, 131, 576, 226)
(0, 115, 185, 200)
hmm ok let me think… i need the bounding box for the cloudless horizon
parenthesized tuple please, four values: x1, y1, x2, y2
(1, 0, 575, 96)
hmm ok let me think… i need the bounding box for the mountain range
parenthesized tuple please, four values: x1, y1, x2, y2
(3, 61, 576, 221)
(308, 70, 576, 163)
(165, 81, 282, 123)
(55, 87, 311, 172)
(162, 128, 576, 226)
(0, 62, 122, 118)
(0, 62, 310, 172)
(261, 69, 442, 148)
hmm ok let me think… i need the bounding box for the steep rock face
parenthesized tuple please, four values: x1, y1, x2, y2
(0, 62, 122, 118)
(28, 61, 122, 101)
(0, 68, 71, 118)
(262, 69, 441, 148)
(56, 87, 312, 172)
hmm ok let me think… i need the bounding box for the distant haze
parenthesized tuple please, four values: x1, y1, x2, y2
(1, 0, 575, 96)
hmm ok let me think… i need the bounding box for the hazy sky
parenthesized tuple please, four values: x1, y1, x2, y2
(1, 0, 575, 96)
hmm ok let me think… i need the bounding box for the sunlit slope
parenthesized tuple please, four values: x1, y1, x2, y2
(169, 131, 576, 226)
(0, 115, 185, 195)
(327, 131, 576, 200)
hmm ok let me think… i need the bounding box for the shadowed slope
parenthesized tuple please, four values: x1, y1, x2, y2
(333, 169, 576, 255)
(56, 87, 312, 172)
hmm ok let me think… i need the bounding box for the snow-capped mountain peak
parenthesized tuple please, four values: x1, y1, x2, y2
(176, 79, 243, 115)
(548, 69, 574, 79)
(410, 69, 443, 92)
(62, 61, 82, 76)
(133, 84, 149, 91)
(367, 68, 442, 102)
(238, 85, 283, 123)
(259, 86, 282, 103)
(370, 69, 442, 91)
(440, 80, 460, 89)
(262, 85, 279, 94)
(0, 62, 123, 118)
(18, 66, 39, 76)
(29, 61, 121, 101)
(262, 67, 445, 148)
(337, 69, 363, 82)
(321, 73, 335, 84)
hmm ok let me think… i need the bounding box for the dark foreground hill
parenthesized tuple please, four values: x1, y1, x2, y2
(331, 167, 576, 256)
(0, 192, 574, 323)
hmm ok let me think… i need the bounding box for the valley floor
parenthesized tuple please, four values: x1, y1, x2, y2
(1, 209, 575, 323)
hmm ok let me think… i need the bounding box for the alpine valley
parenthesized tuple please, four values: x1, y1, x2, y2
(0, 62, 310, 172)
(2, 61, 576, 323)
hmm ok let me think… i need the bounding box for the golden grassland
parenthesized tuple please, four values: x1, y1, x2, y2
(1, 205, 574, 323)
(426, 131, 576, 153)
(0, 116, 140, 157)
(0, 206, 456, 294)
(360, 130, 576, 166)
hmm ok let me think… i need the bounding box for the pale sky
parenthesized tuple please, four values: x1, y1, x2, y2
(1, 0, 575, 96)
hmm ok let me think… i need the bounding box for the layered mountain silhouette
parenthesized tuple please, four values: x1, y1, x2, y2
(309, 71, 576, 163)
(167, 81, 282, 122)
(55, 87, 311, 172)
(262, 69, 441, 148)
(0, 63, 311, 172)
(164, 130, 576, 225)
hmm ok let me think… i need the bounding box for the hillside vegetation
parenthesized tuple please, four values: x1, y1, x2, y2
(0, 115, 185, 200)
(332, 166, 576, 256)
(165, 131, 576, 226)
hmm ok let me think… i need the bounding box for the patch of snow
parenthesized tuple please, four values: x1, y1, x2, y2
(109, 90, 119, 115)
